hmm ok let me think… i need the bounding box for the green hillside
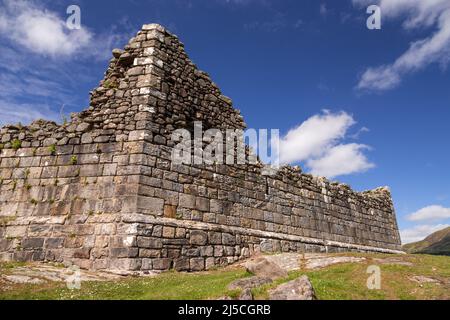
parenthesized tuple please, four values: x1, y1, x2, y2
(403, 227, 450, 256)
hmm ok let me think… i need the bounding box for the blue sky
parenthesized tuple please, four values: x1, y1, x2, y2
(1, 0, 449, 243)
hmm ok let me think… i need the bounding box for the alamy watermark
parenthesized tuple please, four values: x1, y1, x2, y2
(367, 5, 381, 30)
(66, 5, 81, 30)
(366, 265, 381, 290)
(65, 265, 81, 290)
(171, 122, 281, 175)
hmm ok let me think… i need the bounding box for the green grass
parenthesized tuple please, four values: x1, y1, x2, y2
(1, 254, 449, 300)
(0, 261, 28, 270)
(11, 139, 22, 150)
(252, 253, 450, 300)
(0, 268, 248, 300)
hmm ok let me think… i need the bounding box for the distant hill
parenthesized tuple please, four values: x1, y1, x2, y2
(403, 227, 450, 256)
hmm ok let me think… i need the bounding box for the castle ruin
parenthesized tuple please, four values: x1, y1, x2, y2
(0, 24, 402, 272)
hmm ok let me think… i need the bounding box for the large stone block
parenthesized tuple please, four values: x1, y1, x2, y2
(137, 237, 163, 249)
(136, 196, 164, 215)
(179, 194, 196, 209)
(22, 238, 45, 249)
(190, 258, 205, 271)
(153, 258, 172, 270)
(110, 248, 139, 258)
(190, 230, 208, 246)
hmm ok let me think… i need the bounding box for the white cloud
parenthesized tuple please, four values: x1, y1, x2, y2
(400, 223, 449, 244)
(278, 111, 374, 178)
(0, 71, 70, 100)
(0, 100, 60, 126)
(307, 143, 374, 178)
(0, 2, 134, 127)
(0, 0, 130, 59)
(407, 205, 450, 222)
(350, 126, 370, 139)
(353, 0, 450, 91)
(279, 111, 354, 164)
(0, 0, 92, 57)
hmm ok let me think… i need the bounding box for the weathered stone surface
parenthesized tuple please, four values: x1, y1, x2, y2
(245, 257, 288, 280)
(190, 230, 208, 246)
(1, 263, 124, 284)
(190, 257, 205, 271)
(409, 275, 441, 284)
(269, 276, 317, 300)
(239, 288, 253, 301)
(2, 274, 46, 285)
(174, 258, 190, 271)
(305, 256, 366, 270)
(153, 258, 172, 270)
(228, 276, 272, 291)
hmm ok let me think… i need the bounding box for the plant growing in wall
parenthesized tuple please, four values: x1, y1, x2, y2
(70, 155, 78, 165)
(0, 216, 17, 227)
(48, 144, 57, 155)
(11, 139, 22, 150)
(103, 79, 118, 89)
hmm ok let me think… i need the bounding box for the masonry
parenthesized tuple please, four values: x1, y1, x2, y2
(0, 24, 402, 273)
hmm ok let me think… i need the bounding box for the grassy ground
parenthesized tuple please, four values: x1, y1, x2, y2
(254, 253, 450, 300)
(0, 253, 449, 300)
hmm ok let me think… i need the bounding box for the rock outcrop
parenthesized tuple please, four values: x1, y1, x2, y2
(269, 276, 317, 300)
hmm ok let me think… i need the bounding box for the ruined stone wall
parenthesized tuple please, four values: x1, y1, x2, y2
(0, 24, 402, 273)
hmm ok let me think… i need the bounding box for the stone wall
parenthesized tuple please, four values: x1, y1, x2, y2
(0, 24, 402, 273)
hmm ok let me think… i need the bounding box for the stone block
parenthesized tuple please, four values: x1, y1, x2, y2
(163, 205, 177, 218)
(179, 194, 196, 209)
(153, 258, 172, 270)
(205, 257, 216, 270)
(136, 196, 164, 215)
(162, 226, 175, 238)
(195, 197, 210, 212)
(208, 232, 222, 245)
(110, 248, 139, 258)
(222, 233, 236, 245)
(200, 246, 214, 257)
(190, 258, 205, 271)
(73, 248, 92, 259)
(80, 164, 103, 177)
(139, 249, 161, 258)
(175, 228, 186, 238)
(210, 199, 223, 213)
(58, 166, 80, 178)
(174, 258, 190, 271)
(22, 238, 45, 249)
(137, 237, 163, 249)
(190, 230, 208, 246)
